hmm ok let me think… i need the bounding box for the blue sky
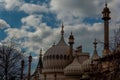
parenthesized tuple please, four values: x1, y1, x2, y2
(0, 0, 120, 73)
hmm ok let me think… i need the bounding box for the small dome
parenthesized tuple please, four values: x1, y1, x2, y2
(64, 57, 82, 76)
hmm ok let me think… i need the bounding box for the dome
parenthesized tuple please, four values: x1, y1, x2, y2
(64, 57, 82, 76)
(42, 25, 72, 73)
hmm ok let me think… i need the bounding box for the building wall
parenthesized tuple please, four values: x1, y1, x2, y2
(38, 73, 65, 80)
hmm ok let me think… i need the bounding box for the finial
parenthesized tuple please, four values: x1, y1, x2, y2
(61, 24, 64, 36)
(30, 53, 31, 57)
(29, 53, 32, 62)
(53, 42, 55, 45)
(105, 0, 107, 7)
(71, 31, 72, 35)
(93, 38, 97, 50)
(52, 42, 55, 46)
(75, 50, 79, 58)
(105, 3, 107, 7)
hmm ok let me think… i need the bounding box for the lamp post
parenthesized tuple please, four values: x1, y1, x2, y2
(28, 54, 32, 80)
(21, 60, 24, 80)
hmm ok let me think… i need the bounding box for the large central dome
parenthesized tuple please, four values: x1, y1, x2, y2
(42, 25, 72, 73)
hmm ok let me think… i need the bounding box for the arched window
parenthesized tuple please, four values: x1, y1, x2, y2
(50, 55, 52, 59)
(47, 56, 49, 59)
(53, 55, 55, 59)
(60, 55, 63, 59)
(64, 55, 66, 60)
(56, 55, 59, 59)
(67, 55, 69, 60)
(43, 56, 46, 60)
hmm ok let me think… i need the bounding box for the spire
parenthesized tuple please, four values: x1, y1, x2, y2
(57, 24, 68, 46)
(38, 49, 43, 73)
(91, 39, 100, 60)
(40, 49, 42, 58)
(39, 49, 43, 66)
(105, 3, 107, 7)
(93, 38, 97, 50)
(61, 24, 64, 36)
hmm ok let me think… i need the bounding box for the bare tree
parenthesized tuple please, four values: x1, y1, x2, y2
(0, 39, 25, 80)
(110, 27, 120, 51)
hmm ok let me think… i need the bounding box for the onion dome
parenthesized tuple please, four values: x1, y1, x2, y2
(42, 24, 71, 73)
(64, 56, 82, 76)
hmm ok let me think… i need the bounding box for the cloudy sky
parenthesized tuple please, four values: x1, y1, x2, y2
(0, 0, 120, 73)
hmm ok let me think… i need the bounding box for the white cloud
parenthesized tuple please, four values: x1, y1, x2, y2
(2, 0, 49, 14)
(21, 14, 42, 28)
(108, 0, 120, 23)
(0, 19, 10, 29)
(4, 14, 55, 55)
(20, 3, 49, 14)
(50, 0, 102, 24)
(50, 0, 119, 25)
(4, 0, 23, 10)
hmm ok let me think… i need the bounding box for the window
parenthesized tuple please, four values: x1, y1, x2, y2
(64, 55, 66, 60)
(60, 55, 63, 59)
(56, 55, 59, 59)
(67, 55, 69, 60)
(53, 55, 55, 59)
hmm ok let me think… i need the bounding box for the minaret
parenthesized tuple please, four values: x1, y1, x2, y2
(21, 60, 24, 80)
(68, 32, 74, 60)
(28, 54, 32, 80)
(102, 3, 111, 55)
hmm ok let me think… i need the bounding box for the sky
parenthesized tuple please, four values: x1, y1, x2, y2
(0, 0, 120, 73)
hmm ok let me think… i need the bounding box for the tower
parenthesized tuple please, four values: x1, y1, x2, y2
(68, 32, 74, 59)
(102, 3, 111, 56)
(28, 54, 32, 80)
